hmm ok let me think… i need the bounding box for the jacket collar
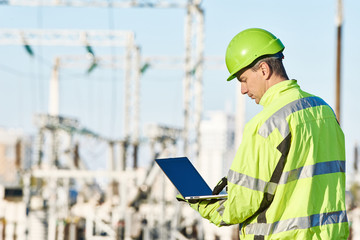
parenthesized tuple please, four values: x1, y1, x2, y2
(259, 80, 299, 107)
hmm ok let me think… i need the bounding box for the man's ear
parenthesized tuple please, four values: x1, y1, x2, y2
(259, 62, 271, 80)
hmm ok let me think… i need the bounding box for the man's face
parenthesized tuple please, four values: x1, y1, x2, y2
(237, 67, 267, 104)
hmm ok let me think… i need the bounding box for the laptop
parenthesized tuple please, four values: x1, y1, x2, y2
(155, 157, 228, 200)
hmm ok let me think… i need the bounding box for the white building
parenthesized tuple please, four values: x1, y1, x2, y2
(198, 110, 236, 189)
(198, 110, 238, 240)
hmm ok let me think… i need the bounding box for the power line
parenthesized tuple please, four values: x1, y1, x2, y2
(0, 64, 36, 77)
(1, 0, 188, 8)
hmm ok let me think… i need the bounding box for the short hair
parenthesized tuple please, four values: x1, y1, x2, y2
(250, 53, 288, 79)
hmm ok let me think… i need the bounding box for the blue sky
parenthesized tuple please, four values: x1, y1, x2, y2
(0, 1, 359, 176)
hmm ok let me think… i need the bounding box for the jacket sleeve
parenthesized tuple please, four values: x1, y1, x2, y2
(189, 122, 284, 226)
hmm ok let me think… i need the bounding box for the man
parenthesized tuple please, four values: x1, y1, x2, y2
(180, 28, 349, 239)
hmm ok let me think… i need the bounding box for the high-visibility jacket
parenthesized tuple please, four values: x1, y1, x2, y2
(191, 80, 349, 239)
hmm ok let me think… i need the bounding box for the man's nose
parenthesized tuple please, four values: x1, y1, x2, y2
(241, 83, 248, 95)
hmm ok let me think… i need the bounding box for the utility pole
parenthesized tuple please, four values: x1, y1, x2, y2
(335, 0, 343, 124)
(354, 142, 358, 172)
(183, 1, 204, 159)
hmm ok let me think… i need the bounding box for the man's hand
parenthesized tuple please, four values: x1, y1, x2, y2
(212, 177, 227, 195)
(176, 194, 186, 202)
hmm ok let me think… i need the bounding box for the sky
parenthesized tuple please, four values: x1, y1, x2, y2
(0, 0, 359, 179)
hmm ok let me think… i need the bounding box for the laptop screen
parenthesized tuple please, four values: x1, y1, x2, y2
(155, 157, 213, 198)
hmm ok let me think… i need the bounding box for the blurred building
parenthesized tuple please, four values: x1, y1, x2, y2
(0, 128, 32, 239)
(0, 128, 32, 186)
(198, 110, 236, 188)
(198, 110, 238, 240)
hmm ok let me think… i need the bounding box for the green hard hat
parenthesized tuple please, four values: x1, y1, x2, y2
(225, 28, 285, 81)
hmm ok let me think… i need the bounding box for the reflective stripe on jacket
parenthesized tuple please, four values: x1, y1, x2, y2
(193, 80, 349, 239)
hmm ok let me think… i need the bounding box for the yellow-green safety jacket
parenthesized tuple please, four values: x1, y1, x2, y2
(191, 80, 349, 239)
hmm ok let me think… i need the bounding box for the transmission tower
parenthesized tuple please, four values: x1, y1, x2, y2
(2, 0, 205, 161)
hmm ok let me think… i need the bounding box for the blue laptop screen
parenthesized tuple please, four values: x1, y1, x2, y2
(155, 157, 213, 197)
